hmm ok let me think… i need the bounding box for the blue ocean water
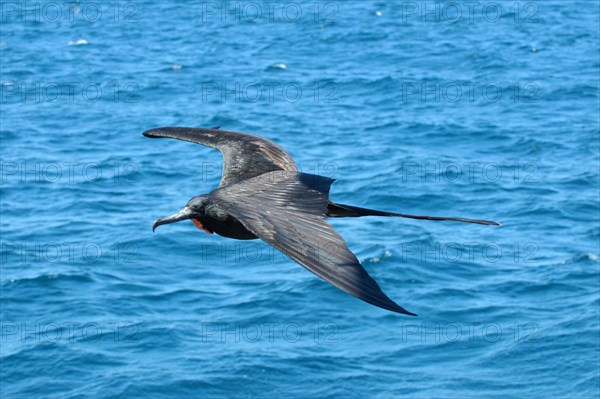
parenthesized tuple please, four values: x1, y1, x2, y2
(1, 0, 599, 397)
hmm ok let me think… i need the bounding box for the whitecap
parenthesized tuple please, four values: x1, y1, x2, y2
(68, 39, 89, 46)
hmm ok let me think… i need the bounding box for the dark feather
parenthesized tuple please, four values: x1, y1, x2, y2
(328, 202, 501, 225)
(210, 171, 416, 316)
(143, 127, 297, 187)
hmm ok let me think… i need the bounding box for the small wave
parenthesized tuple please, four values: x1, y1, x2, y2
(266, 63, 287, 71)
(67, 39, 88, 46)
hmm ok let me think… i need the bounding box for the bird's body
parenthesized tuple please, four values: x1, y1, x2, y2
(144, 126, 500, 316)
(201, 202, 257, 240)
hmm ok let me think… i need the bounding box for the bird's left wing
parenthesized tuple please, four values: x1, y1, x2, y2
(209, 171, 416, 316)
(143, 127, 297, 187)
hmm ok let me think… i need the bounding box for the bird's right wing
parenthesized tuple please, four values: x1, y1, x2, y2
(143, 127, 297, 187)
(209, 171, 416, 316)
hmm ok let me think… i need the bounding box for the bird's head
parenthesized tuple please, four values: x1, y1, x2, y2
(152, 194, 213, 234)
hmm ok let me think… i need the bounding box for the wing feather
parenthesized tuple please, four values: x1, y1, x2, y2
(210, 171, 416, 316)
(143, 127, 297, 186)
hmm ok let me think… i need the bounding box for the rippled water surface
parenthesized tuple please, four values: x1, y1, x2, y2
(1, 1, 599, 398)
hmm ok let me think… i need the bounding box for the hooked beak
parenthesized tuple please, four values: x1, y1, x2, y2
(152, 206, 194, 232)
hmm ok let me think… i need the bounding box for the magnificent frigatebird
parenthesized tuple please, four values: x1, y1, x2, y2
(143, 127, 500, 316)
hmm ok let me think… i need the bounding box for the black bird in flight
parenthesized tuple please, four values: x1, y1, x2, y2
(143, 127, 500, 316)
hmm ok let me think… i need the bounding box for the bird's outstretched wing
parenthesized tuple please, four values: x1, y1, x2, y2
(143, 127, 297, 187)
(210, 171, 416, 316)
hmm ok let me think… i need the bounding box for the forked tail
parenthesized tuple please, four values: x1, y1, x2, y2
(327, 202, 500, 226)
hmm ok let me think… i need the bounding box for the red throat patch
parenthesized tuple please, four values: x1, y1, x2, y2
(191, 218, 213, 234)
